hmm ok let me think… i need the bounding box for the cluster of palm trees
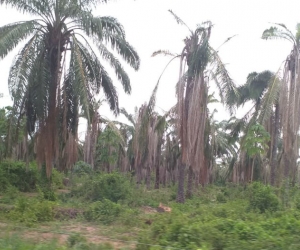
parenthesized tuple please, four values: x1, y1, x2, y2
(1, 0, 300, 203)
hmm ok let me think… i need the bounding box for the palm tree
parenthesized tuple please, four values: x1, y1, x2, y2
(229, 71, 280, 184)
(0, 0, 140, 176)
(262, 23, 300, 185)
(154, 11, 237, 202)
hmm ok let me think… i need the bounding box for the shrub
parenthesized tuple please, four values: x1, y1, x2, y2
(216, 193, 227, 203)
(8, 196, 55, 225)
(0, 185, 20, 204)
(51, 169, 64, 189)
(37, 185, 58, 201)
(73, 161, 93, 176)
(67, 233, 87, 247)
(71, 172, 131, 203)
(248, 182, 279, 213)
(0, 160, 38, 192)
(83, 199, 121, 224)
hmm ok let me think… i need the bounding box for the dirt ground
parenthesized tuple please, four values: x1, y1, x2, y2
(0, 222, 136, 249)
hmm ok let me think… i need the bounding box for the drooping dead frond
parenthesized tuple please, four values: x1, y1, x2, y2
(152, 50, 176, 57)
(168, 10, 192, 34)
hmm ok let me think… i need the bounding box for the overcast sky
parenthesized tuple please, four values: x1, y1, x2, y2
(0, 0, 298, 134)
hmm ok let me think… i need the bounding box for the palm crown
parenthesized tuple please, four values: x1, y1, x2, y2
(0, 0, 140, 176)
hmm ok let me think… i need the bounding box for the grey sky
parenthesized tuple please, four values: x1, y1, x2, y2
(0, 0, 298, 132)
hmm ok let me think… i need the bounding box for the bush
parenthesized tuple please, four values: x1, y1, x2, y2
(248, 182, 279, 213)
(51, 169, 64, 189)
(73, 161, 93, 176)
(0, 185, 20, 204)
(0, 160, 38, 192)
(216, 193, 227, 203)
(71, 172, 131, 203)
(8, 196, 55, 225)
(0, 160, 64, 194)
(83, 199, 121, 224)
(67, 233, 87, 247)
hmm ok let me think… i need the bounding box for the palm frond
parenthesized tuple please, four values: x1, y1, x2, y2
(97, 42, 131, 94)
(168, 9, 192, 33)
(262, 25, 296, 45)
(120, 108, 135, 126)
(258, 74, 281, 124)
(106, 120, 126, 148)
(0, 0, 54, 20)
(209, 46, 238, 114)
(152, 50, 176, 57)
(70, 36, 92, 123)
(0, 20, 39, 58)
(100, 66, 119, 115)
(97, 32, 140, 70)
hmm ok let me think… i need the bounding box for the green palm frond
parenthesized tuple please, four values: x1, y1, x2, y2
(100, 66, 119, 115)
(0, 0, 54, 19)
(120, 108, 135, 126)
(105, 120, 126, 148)
(209, 46, 238, 113)
(71, 12, 125, 39)
(62, 76, 79, 134)
(262, 25, 296, 45)
(99, 32, 140, 70)
(26, 43, 50, 121)
(72, 37, 119, 115)
(99, 16, 125, 38)
(258, 75, 281, 124)
(0, 20, 40, 58)
(8, 32, 48, 121)
(97, 42, 131, 93)
(71, 36, 92, 123)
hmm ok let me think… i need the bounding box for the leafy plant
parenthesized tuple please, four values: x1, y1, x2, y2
(243, 123, 270, 157)
(73, 161, 93, 176)
(0, 160, 38, 192)
(8, 196, 55, 225)
(83, 199, 121, 224)
(71, 172, 131, 203)
(248, 182, 279, 213)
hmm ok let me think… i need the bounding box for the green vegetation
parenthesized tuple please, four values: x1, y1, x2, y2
(1, 164, 300, 249)
(1, 0, 300, 249)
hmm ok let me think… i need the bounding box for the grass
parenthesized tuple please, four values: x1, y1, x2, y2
(2, 168, 300, 249)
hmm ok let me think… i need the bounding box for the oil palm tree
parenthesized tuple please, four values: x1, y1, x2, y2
(154, 11, 238, 202)
(262, 23, 300, 184)
(0, 0, 140, 176)
(229, 71, 280, 184)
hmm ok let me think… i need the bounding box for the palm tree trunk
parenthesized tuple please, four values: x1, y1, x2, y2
(155, 161, 160, 189)
(177, 75, 193, 203)
(176, 162, 185, 203)
(251, 157, 255, 183)
(155, 139, 162, 189)
(186, 166, 193, 198)
(146, 164, 151, 189)
(270, 103, 279, 185)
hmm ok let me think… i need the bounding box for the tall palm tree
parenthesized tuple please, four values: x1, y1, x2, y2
(154, 11, 237, 202)
(229, 71, 280, 184)
(0, 0, 140, 176)
(262, 23, 300, 185)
